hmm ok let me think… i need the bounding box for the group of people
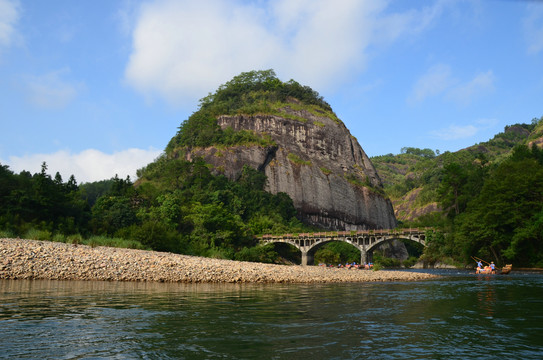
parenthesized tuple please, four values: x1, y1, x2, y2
(318, 262, 374, 269)
(476, 260, 496, 274)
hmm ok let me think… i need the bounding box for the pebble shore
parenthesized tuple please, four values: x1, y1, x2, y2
(1, 238, 437, 283)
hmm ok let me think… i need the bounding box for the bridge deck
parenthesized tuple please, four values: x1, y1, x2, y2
(257, 228, 434, 266)
(258, 228, 432, 241)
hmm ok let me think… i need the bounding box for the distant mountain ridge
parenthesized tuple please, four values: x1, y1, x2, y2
(371, 119, 543, 224)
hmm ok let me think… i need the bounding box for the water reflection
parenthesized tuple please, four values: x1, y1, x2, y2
(1, 273, 543, 359)
(475, 276, 496, 318)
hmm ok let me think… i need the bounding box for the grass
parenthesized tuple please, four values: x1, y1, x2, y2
(24, 228, 52, 241)
(288, 153, 312, 166)
(83, 235, 148, 250)
(320, 167, 332, 175)
(2, 227, 148, 251)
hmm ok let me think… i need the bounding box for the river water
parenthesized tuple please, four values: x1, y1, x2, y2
(1, 270, 542, 359)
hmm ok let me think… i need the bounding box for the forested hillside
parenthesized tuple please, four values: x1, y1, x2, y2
(2, 68, 542, 267)
(372, 118, 543, 267)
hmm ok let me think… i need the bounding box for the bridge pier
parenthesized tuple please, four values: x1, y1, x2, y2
(360, 250, 367, 265)
(301, 251, 313, 266)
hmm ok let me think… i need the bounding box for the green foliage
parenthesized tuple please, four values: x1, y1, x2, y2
(135, 159, 308, 259)
(234, 244, 278, 263)
(401, 147, 436, 158)
(453, 147, 543, 265)
(199, 69, 332, 113)
(0, 156, 311, 263)
(0, 229, 15, 238)
(315, 248, 340, 265)
(287, 153, 311, 166)
(67, 233, 83, 245)
(83, 235, 148, 250)
(0, 162, 90, 236)
(373, 251, 401, 268)
(79, 179, 114, 207)
(402, 256, 419, 268)
(314, 241, 360, 264)
(24, 228, 52, 241)
(166, 70, 336, 153)
(320, 167, 332, 176)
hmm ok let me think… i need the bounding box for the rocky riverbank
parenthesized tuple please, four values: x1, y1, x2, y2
(1, 238, 437, 283)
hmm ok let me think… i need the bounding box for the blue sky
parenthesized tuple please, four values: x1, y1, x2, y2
(1, 0, 542, 183)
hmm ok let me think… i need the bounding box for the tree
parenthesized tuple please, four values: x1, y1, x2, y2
(455, 155, 543, 264)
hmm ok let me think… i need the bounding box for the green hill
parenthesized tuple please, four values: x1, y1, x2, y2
(372, 121, 542, 224)
(372, 117, 543, 267)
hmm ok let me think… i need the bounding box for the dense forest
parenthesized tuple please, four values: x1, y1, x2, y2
(372, 118, 543, 267)
(2, 70, 542, 267)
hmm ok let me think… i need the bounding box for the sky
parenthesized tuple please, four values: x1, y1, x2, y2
(1, 0, 542, 183)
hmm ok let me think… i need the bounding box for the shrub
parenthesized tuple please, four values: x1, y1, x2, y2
(24, 228, 52, 241)
(403, 256, 419, 268)
(287, 153, 311, 166)
(52, 233, 66, 243)
(235, 244, 278, 263)
(0, 229, 15, 238)
(67, 234, 83, 245)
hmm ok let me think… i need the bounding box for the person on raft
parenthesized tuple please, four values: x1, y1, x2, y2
(476, 260, 483, 273)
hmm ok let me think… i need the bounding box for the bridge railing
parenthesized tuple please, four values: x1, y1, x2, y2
(257, 227, 434, 240)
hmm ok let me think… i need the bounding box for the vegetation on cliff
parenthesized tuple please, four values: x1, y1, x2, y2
(372, 117, 543, 267)
(166, 69, 338, 153)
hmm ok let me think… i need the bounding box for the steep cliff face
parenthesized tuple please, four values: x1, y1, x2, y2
(184, 105, 397, 230)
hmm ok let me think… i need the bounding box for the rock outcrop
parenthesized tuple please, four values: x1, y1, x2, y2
(184, 105, 397, 231)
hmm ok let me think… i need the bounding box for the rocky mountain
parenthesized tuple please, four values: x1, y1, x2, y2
(168, 70, 397, 231)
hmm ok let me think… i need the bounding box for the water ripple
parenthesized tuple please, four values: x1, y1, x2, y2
(1, 273, 543, 359)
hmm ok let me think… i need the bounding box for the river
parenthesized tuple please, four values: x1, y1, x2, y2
(1, 269, 542, 359)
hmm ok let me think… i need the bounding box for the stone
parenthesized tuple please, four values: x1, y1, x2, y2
(184, 108, 397, 231)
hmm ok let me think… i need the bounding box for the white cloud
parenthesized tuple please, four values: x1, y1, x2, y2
(23, 69, 83, 109)
(429, 118, 498, 141)
(446, 70, 495, 105)
(524, 4, 543, 54)
(2, 148, 162, 183)
(124, 0, 447, 106)
(408, 64, 454, 104)
(117, 0, 140, 37)
(409, 65, 494, 105)
(0, 0, 19, 48)
(375, 0, 448, 42)
(429, 124, 478, 141)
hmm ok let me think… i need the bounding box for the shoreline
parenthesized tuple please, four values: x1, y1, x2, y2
(1, 238, 438, 283)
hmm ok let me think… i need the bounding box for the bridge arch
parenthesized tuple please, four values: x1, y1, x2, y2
(259, 229, 430, 266)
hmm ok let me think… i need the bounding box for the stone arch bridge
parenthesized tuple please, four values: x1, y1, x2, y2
(259, 228, 432, 266)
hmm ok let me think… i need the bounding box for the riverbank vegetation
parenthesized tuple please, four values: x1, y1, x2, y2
(372, 117, 543, 268)
(0, 159, 315, 262)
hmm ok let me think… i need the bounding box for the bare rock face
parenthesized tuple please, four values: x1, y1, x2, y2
(185, 107, 397, 230)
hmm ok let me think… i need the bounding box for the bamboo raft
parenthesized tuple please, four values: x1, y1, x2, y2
(472, 256, 512, 275)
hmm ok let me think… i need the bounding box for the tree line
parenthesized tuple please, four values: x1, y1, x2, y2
(0, 158, 315, 263)
(429, 143, 543, 267)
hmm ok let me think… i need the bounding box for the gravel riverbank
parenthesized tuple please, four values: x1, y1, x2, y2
(1, 238, 438, 283)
